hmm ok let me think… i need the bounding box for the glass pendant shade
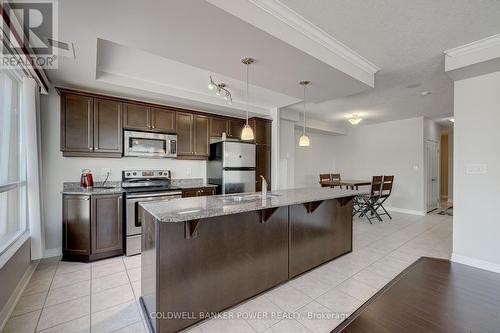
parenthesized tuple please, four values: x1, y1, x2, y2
(299, 134, 310, 146)
(241, 124, 254, 141)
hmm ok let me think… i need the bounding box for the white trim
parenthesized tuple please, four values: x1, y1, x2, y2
(451, 253, 500, 274)
(206, 0, 378, 87)
(444, 33, 500, 58)
(385, 206, 426, 216)
(0, 233, 29, 269)
(0, 260, 38, 332)
(43, 247, 62, 258)
(248, 0, 380, 75)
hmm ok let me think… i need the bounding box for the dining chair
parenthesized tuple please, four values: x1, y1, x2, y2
(319, 174, 331, 187)
(373, 175, 394, 219)
(358, 176, 383, 223)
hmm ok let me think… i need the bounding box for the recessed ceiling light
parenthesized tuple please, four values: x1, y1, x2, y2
(407, 83, 422, 89)
(420, 91, 432, 96)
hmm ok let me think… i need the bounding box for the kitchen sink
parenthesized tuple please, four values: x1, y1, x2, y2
(92, 186, 116, 189)
(220, 193, 281, 202)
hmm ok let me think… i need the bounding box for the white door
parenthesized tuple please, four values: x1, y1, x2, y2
(425, 140, 440, 212)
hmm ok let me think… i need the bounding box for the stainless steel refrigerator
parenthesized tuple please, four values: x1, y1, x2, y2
(207, 141, 256, 194)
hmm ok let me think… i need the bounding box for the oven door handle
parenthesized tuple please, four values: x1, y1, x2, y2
(127, 191, 182, 199)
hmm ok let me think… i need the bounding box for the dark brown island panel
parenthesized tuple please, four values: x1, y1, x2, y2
(139, 191, 355, 333)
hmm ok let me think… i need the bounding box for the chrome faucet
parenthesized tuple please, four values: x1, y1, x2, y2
(260, 175, 268, 200)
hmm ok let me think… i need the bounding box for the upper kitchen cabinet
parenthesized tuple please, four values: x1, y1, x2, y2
(194, 115, 209, 157)
(123, 103, 176, 132)
(61, 93, 94, 154)
(249, 117, 271, 145)
(176, 113, 209, 159)
(151, 107, 175, 132)
(60, 91, 123, 157)
(210, 117, 228, 137)
(123, 103, 150, 130)
(93, 98, 122, 154)
(228, 118, 246, 139)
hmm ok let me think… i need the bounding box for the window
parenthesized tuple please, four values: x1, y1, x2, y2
(0, 69, 27, 255)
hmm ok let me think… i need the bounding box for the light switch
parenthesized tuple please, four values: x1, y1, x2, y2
(466, 163, 487, 175)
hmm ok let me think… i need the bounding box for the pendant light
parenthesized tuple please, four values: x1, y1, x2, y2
(298, 80, 310, 147)
(241, 57, 255, 141)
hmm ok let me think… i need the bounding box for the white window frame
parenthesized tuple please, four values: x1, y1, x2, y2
(0, 68, 30, 268)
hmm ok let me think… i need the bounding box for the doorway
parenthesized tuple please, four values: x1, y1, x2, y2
(425, 140, 440, 212)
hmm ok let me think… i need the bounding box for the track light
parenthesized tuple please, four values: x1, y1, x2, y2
(208, 75, 233, 105)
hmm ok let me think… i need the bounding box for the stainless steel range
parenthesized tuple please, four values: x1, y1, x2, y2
(122, 169, 182, 256)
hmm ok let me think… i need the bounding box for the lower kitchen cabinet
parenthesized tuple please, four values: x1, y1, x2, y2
(182, 187, 216, 198)
(63, 193, 123, 262)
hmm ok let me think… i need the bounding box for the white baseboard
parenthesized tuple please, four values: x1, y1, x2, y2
(44, 247, 62, 258)
(451, 253, 500, 274)
(0, 260, 38, 331)
(385, 207, 426, 216)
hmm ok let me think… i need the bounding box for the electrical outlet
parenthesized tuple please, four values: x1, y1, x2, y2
(466, 163, 487, 175)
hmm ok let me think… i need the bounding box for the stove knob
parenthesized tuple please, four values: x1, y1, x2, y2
(126, 172, 131, 176)
(133, 172, 137, 176)
(159, 172, 163, 175)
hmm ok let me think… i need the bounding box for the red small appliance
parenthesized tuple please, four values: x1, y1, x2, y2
(80, 169, 94, 188)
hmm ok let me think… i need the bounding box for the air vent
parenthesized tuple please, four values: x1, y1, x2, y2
(47, 37, 75, 59)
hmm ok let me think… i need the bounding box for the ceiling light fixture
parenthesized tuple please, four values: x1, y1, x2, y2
(208, 75, 233, 105)
(298, 80, 311, 147)
(241, 57, 255, 141)
(449, 118, 455, 123)
(348, 114, 362, 126)
(420, 91, 432, 96)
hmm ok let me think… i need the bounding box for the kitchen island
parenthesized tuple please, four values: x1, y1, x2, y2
(139, 187, 361, 333)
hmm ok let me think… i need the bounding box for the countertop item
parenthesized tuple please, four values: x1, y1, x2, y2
(170, 178, 218, 189)
(141, 187, 365, 223)
(61, 182, 124, 195)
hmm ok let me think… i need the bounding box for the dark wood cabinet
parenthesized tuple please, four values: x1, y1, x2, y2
(249, 117, 271, 145)
(91, 195, 123, 255)
(182, 187, 216, 198)
(151, 107, 175, 132)
(249, 117, 272, 191)
(123, 103, 150, 130)
(62, 195, 91, 256)
(256, 144, 271, 191)
(63, 193, 123, 262)
(194, 115, 209, 157)
(210, 117, 228, 137)
(228, 118, 246, 138)
(93, 98, 122, 154)
(61, 93, 122, 157)
(176, 112, 194, 156)
(176, 113, 209, 159)
(61, 93, 94, 153)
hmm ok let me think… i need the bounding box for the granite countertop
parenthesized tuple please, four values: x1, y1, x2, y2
(62, 182, 124, 195)
(171, 178, 218, 189)
(140, 187, 367, 223)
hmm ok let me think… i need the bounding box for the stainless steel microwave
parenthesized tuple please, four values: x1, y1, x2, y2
(124, 130, 177, 158)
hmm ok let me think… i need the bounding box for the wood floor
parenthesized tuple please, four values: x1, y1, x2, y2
(335, 257, 500, 332)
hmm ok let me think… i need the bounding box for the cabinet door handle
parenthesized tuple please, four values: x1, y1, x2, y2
(152, 125, 155, 129)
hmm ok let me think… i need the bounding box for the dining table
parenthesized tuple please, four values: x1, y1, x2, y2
(320, 179, 371, 190)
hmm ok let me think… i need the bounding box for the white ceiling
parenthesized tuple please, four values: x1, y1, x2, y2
(278, 0, 500, 126)
(44, 0, 373, 119)
(43, 0, 500, 128)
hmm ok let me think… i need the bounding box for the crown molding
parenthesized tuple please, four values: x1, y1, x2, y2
(444, 33, 500, 79)
(248, 0, 379, 75)
(444, 33, 500, 58)
(206, 0, 379, 88)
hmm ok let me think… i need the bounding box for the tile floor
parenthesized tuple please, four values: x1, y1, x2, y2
(4, 212, 452, 333)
